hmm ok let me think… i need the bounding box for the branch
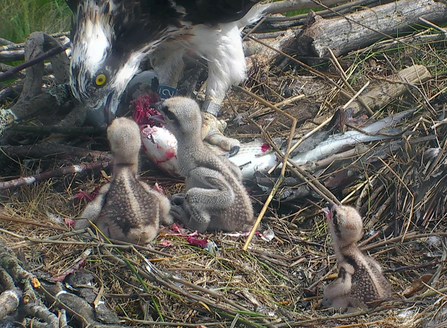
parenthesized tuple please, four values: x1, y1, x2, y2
(0, 42, 70, 82)
(0, 161, 110, 190)
(259, 0, 346, 15)
(0, 142, 112, 161)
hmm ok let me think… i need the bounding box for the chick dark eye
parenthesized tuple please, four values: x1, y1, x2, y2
(164, 109, 176, 121)
(332, 213, 338, 226)
(94, 73, 107, 87)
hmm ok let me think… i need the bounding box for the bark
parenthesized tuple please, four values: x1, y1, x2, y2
(0, 143, 112, 162)
(245, 29, 297, 73)
(0, 32, 71, 136)
(256, 0, 380, 32)
(0, 161, 110, 190)
(0, 50, 25, 62)
(0, 42, 69, 82)
(0, 290, 21, 320)
(18, 32, 69, 99)
(0, 242, 127, 328)
(296, 0, 447, 57)
(259, 0, 347, 15)
(353, 65, 432, 114)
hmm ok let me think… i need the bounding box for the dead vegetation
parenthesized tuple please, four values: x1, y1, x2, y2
(0, 0, 447, 327)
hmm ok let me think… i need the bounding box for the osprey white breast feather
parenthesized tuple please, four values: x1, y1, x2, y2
(66, 0, 262, 153)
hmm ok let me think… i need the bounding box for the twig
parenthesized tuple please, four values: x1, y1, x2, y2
(289, 116, 333, 155)
(124, 318, 229, 327)
(0, 32, 69, 51)
(327, 48, 373, 115)
(364, 195, 393, 230)
(0, 161, 110, 190)
(0, 215, 69, 231)
(377, 157, 415, 243)
(245, 35, 353, 101)
(234, 86, 297, 251)
(10, 124, 104, 135)
(101, 247, 266, 327)
(0, 38, 15, 46)
(419, 17, 447, 34)
(287, 162, 340, 204)
(0, 42, 70, 82)
(259, 0, 345, 15)
(263, 0, 379, 22)
(22, 303, 60, 328)
(300, 0, 443, 57)
(384, 259, 447, 273)
(5, 228, 174, 259)
(361, 232, 447, 253)
(0, 142, 112, 162)
(0, 244, 64, 327)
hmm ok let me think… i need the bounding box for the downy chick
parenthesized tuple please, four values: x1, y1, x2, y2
(157, 96, 254, 232)
(322, 204, 391, 311)
(75, 117, 172, 244)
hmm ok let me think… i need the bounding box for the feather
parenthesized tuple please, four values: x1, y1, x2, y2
(68, 0, 261, 128)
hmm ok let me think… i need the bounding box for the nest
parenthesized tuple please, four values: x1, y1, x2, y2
(1, 8, 447, 328)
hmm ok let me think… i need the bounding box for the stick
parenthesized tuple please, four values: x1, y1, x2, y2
(235, 86, 297, 251)
(0, 161, 110, 190)
(0, 42, 70, 82)
(259, 0, 345, 15)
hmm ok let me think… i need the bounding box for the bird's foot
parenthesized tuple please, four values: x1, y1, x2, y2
(322, 297, 332, 308)
(170, 194, 189, 221)
(171, 193, 186, 206)
(169, 204, 188, 220)
(201, 112, 240, 156)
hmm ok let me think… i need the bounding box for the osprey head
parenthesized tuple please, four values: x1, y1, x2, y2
(68, 1, 140, 126)
(67, 0, 180, 126)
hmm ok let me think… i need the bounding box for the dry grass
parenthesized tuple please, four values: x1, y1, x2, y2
(1, 20, 447, 328)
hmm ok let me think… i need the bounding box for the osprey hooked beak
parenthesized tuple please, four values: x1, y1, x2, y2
(77, 90, 114, 127)
(103, 92, 116, 125)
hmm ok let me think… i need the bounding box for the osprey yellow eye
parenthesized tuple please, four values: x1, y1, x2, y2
(95, 73, 107, 86)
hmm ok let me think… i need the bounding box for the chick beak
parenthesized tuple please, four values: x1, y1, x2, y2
(152, 101, 164, 113)
(150, 114, 165, 124)
(150, 101, 166, 124)
(322, 208, 331, 220)
(322, 203, 335, 220)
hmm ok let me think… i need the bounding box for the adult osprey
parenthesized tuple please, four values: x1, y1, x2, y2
(66, 0, 261, 153)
